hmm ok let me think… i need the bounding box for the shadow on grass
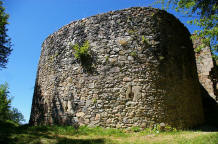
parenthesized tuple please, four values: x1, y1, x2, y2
(57, 137, 106, 144)
(0, 123, 108, 144)
(0, 120, 18, 144)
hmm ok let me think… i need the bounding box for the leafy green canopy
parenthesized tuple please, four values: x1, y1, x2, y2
(0, 83, 11, 121)
(154, 0, 217, 59)
(0, 1, 12, 69)
(0, 83, 25, 124)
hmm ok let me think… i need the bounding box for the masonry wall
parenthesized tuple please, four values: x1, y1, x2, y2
(193, 39, 218, 102)
(193, 38, 218, 126)
(29, 7, 204, 129)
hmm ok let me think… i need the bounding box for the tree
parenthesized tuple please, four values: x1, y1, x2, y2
(0, 83, 25, 124)
(0, 83, 11, 121)
(154, 0, 217, 59)
(0, 0, 12, 69)
(9, 108, 25, 124)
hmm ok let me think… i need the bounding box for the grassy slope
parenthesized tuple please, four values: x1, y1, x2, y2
(1, 122, 217, 144)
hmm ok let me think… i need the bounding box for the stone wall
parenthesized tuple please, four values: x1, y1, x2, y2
(193, 38, 218, 126)
(193, 39, 218, 102)
(29, 7, 204, 129)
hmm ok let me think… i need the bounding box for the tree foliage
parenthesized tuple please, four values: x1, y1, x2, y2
(0, 83, 25, 124)
(154, 0, 217, 59)
(9, 107, 25, 124)
(0, 83, 11, 121)
(0, 1, 12, 69)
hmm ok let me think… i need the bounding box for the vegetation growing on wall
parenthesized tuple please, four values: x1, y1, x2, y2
(72, 40, 97, 73)
(130, 51, 137, 57)
(141, 35, 149, 45)
(73, 40, 90, 60)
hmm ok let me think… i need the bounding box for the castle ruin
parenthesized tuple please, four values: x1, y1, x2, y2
(29, 7, 206, 129)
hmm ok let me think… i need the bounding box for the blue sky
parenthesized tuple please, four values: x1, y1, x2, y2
(1, 0, 199, 123)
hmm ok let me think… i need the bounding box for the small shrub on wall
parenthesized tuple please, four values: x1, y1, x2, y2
(72, 41, 97, 73)
(73, 40, 90, 60)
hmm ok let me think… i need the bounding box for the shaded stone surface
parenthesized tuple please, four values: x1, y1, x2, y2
(193, 39, 218, 102)
(193, 38, 218, 127)
(29, 7, 204, 129)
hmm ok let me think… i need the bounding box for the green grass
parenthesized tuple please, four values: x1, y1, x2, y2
(0, 122, 217, 144)
(175, 132, 218, 144)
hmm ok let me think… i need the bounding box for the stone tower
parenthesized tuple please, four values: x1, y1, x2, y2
(29, 7, 204, 129)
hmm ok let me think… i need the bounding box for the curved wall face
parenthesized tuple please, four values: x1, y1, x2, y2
(29, 7, 204, 128)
